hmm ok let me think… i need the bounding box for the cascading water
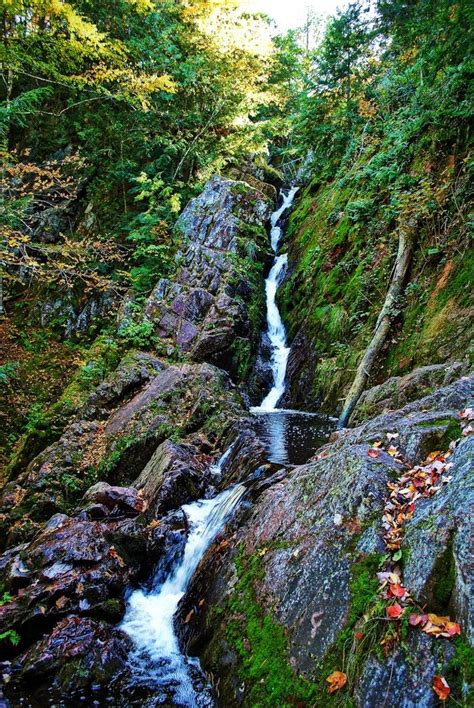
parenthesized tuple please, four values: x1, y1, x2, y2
(121, 476, 246, 706)
(119, 186, 333, 707)
(252, 186, 298, 413)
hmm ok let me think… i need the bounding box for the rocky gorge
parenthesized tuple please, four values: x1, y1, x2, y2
(1, 170, 473, 708)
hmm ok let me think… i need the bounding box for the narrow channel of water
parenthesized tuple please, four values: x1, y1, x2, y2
(251, 186, 298, 413)
(121, 477, 246, 706)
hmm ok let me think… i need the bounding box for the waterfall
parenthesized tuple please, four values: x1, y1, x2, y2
(252, 186, 298, 413)
(121, 481, 246, 706)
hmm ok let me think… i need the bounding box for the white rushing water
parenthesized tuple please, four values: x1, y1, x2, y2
(209, 443, 235, 478)
(252, 186, 298, 413)
(121, 481, 246, 706)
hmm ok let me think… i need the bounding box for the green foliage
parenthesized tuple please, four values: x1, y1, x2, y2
(0, 630, 20, 647)
(118, 320, 155, 348)
(24, 403, 49, 435)
(0, 592, 13, 606)
(2, 0, 275, 304)
(274, 0, 473, 408)
(0, 363, 18, 386)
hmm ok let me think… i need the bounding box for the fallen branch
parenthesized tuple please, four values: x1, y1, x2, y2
(338, 224, 416, 428)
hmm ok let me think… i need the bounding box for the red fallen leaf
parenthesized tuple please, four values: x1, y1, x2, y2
(389, 583, 407, 599)
(387, 603, 403, 619)
(354, 632, 364, 641)
(445, 621, 461, 636)
(326, 671, 347, 693)
(433, 675, 450, 701)
(368, 448, 380, 458)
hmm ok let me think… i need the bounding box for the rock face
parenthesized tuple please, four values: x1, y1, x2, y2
(0, 172, 277, 707)
(350, 362, 467, 425)
(279, 327, 320, 410)
(143, 176, 274, 378)
(179, 375, 473, 707)
(0, 356, 245, 549)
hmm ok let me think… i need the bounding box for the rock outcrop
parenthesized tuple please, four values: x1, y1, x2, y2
(142, 176, 274, 379)
(179, 375, 474, 707)
(0, 356, 247, 549)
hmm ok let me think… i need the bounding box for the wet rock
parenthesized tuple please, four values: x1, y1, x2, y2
(0, 517, 147, 642)
(279, 327, 320, 410)
(356, 630, 454, 708)
(146, 509, 188, 586)
(213, 423, 268, 486)
(186, 376, 473, 706)
(84, 482, 145, 515)
(246, 331, 274, 403)
(134, 440, 209, 516)
(4, 616, 131, 704)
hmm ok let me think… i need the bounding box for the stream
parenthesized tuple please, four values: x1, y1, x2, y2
(121, 188, 333, 706)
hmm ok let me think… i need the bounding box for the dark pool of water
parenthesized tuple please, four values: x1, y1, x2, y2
(253, 410, 335, 466)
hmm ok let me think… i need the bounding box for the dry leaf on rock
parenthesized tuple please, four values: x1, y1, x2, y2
(326, 671, 347, 693)
(432, 675, 450, 701)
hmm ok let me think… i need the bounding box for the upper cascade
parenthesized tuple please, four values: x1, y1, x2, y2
(252, 186, 298, 413)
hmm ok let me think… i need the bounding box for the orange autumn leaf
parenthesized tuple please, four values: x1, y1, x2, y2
(433, 675, 450, 701)
(354, 632, 364, 641)
(427, 613, 451, 626)
(326, 671, 347, 694)
(445, 621, 461, 636)
(386, 603, 404, 619)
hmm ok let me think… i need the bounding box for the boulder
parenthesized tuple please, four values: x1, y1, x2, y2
(351, 362, 467, 425)
(83, 482, 145, 515)
(279, 327, 320, 410)
(134, 440, 210, 517)
(3, 616, 131, 705)
(0, 360, 245, 548)
(0, 516, 147, 645)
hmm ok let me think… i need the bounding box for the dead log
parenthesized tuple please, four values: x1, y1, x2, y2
(338, 226, 416, 428)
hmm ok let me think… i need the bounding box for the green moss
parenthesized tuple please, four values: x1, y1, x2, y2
(429, 537, 455, 612)
(226, 550, 322, 707)
(6, 334, 121, 480)
(446, 638, 474, 706)
(224, 549, 385, 707)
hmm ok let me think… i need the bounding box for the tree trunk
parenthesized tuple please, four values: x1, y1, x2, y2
(338, 226, 416, 428)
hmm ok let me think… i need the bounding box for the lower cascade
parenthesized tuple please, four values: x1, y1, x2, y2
(121, 480, 246, 705)
(252, 186, 298, 413)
